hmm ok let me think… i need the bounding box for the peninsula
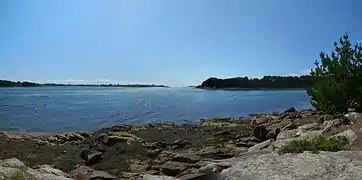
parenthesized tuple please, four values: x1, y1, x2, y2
(197, 75, 313, 90)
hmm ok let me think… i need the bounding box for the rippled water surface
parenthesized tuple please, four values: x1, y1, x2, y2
(0, 87, 312, 132)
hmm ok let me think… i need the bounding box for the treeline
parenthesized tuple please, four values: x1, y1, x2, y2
(0, 80, 39, 87)
(197, 75, 313, 89)
(0, 80, 168, 88)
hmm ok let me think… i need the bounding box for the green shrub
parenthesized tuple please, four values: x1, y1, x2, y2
(308, 33, 362, 114)
(279, 135, 349, 154)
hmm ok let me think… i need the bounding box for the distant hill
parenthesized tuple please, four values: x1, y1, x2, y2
(0, 80, 168, 88)
(197, 75, 313, 90)
(0, 80, 40, 87)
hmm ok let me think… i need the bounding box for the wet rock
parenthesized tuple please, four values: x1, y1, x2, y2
(252, 126, 268, 141)
(161, 161, 189, 176)
(69, 165, 116, 180)
(331, 129, 357, 144)
(104, 124, 132, 132)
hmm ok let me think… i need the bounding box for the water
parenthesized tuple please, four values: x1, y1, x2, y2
(0, 87, 312, 132)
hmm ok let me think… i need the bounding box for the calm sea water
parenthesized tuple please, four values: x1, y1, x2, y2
(0, 87, 312, 132)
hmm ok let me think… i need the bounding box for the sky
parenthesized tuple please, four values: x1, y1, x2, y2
(1, 0, 362, 86)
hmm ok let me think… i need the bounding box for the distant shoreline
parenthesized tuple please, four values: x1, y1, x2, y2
(0, 80, 169, 88)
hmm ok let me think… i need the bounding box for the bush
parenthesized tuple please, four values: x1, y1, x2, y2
(308, 33, 362, 114)
(279, 135, 349, 154)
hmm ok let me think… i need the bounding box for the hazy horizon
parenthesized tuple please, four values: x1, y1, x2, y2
(1, 0, 362, 86)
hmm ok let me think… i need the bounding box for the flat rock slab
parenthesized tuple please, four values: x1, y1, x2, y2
(220, 151, 362, 180)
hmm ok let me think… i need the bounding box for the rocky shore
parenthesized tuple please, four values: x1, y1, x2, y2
(1, 108, 362, 180)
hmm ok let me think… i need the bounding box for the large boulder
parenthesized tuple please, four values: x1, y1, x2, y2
(220, 151, 362, 180)
(276, 129, 298, 140)
(331, 129, 357, 144)
(0, 158, 71, 180)
(252, 126, 268, 141)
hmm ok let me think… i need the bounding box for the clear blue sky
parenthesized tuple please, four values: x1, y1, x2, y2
(1, 0, 362, 86)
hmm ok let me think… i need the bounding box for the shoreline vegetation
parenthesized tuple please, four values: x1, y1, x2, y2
(196, 75, 313, 90)
(0, 80, 169, 88)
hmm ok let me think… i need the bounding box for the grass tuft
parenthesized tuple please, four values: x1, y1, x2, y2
(279, 135, 349, 154)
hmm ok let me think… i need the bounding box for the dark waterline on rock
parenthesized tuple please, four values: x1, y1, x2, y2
(0, 87, 312, 132)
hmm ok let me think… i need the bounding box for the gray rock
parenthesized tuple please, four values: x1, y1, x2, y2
(281, 123, 297, 131)
(27, 168, 72, 180)
(272, 137, 301, 149)
(199, 162, 231, 173)
(0, 158, 25, 168)
(276, 129, 298, 140)
(323, 118, 343, 133)
(246, 140, 272, 154)
(0, 158, 71, 180)
(139, 174, 179, 180)
(297, 130, 323, 138)
(297, 123, 320, 131)
(331, 129, 357, 144)
(33, 164, 70, 177)
(69, 165, 116, 180)
(345, 112, 361, 124)
(220, 151, 362, 180)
